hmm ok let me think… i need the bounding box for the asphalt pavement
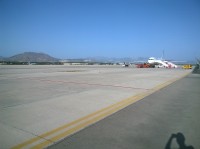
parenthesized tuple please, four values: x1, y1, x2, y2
(1, 66, 191, 149)
(48, 73, 200, 149)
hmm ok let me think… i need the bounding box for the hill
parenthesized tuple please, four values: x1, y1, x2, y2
(7, 52, 59, 62)
(0, 56, 6, 61)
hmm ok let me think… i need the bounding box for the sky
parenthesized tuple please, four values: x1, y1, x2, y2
(0, 0, 200, 60)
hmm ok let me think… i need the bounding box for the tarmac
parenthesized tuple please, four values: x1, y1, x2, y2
(0, 65, 194, 149)
(48, 72, 200, 149)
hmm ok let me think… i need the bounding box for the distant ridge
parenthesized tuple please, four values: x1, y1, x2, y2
(7, 52, 59, 62)
(0, 56, 6, 61)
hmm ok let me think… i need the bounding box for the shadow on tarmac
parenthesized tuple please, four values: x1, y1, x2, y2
(165, 132, 194, 149)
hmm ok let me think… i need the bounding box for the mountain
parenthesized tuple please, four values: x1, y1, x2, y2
(83, 57, 148, 63)
(7, 52, 59, 62)
(0, 56, 6, 61)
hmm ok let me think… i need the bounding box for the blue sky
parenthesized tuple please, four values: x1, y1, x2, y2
(0, 0, 200, 60)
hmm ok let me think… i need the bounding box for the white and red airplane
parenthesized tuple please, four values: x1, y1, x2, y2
(148, 57, 178, 68)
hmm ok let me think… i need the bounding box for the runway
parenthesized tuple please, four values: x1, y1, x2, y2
(0, 65, 191, 149)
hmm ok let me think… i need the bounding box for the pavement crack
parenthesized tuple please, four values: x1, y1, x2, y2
(0, 120, 54, 144)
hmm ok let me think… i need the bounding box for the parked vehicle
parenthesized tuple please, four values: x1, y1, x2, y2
(182, 65, 192, 69)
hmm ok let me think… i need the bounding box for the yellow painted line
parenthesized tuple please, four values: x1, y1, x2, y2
(12, 94, 145, 149)
(12, 72, 190, 149)
(31, 93, 147, 149)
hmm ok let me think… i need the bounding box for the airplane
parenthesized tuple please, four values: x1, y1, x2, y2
(148, 57, 178, 68)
